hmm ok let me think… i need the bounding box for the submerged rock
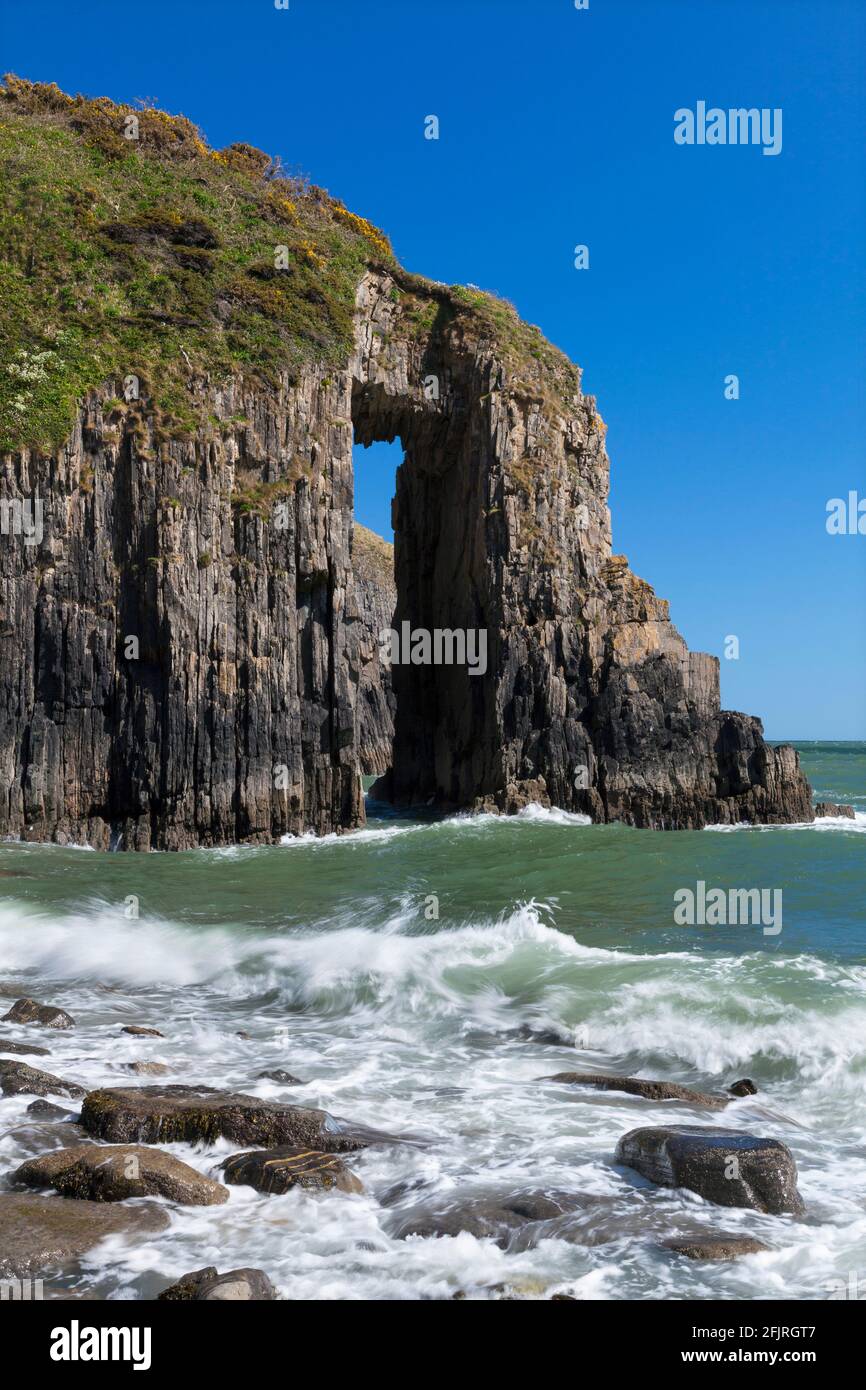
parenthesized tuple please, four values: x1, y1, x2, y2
(0, 1040, 51, 1057)
(79, 1085, 366, 1152)
(26, 1100, 75, 1119)
(121, 1061, 171, 1076)
(0, 1060, 85, 1100)
(120, 1025, 164, 1038)
(615, 1125, 805, 1215)
(390, 1190, 590, 1248)
(728, 1078, 758, 1097)
(0, 1193, 169, 1278)
(158, 1266, 277, 1301)
(663, 1234, 771, 1260)
(13, 1143, 228, 1206)
(222, 1145, 363, 1195)
(507, 1024, 576, 1046)
(256, 1069, 303, 1086)
(543, 1073, 729, 1108)
(1, 998, 74, 1030)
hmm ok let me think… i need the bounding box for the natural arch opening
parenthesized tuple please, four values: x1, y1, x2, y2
(351, 435, 398, 779)
(350, 374, 496, 812)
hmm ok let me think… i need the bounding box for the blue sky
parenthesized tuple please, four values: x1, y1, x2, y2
(3, 0, 864, 737)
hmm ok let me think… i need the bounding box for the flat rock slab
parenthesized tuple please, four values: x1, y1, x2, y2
(0, 1193, 169, 1278)
(222, 1145, 363, 1195)
(663, 1235, 771, 1260)
(0, 1039, 51, 1057)
(615, 1126, 805, 1215)
(80, 1085, 365, 1152)
(14, 1143, 228, 1206)
(0, 1060, 85, 1100)
(159, 1266, 276, 1301)
(544, 1073, 728, 1108)
(1, 998, 74, 1030)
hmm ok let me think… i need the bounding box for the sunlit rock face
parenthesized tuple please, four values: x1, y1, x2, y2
(0, 267, 811, 847)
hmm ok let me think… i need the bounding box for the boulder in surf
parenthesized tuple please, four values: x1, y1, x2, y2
(222, 1144, 363, 1195)
(543, 1073, 729, 1108)
(80, 1085, 367, 1152)
(615, 1125, 805, 1215)
(1, 997, 74, 1030)
(14, 1142, 229, 1206)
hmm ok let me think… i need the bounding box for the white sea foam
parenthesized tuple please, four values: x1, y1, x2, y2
(278, 803, 591, 848)
(705, 810, 866, 834)
(1, 857, 864, 1301)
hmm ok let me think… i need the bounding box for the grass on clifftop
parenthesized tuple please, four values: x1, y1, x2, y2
(0, 75, 395, 453)
(0, 76, 584, 457)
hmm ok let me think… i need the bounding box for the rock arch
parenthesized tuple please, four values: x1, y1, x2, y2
(0, 268, 812, 848)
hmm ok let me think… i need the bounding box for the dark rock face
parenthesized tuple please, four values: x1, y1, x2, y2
(1, 998, 74, 1029)
(159, 1266, 277, 1301)
(663, 1234, 771, 1260)
(815, 802, 856, 819)
(0, 1059, 84, 1099)
(729, 1078, 758, 1097)
(615, 1125, 805, 1215)
(0, 1192, 169, 1278)
(0, 263, 813, 845)
(543, 1073, 729, 1108)
(351, 523, 396, 776)
(222, 1144, 363, 1195)
(79, 1084, 365, 1152)
(13, 1142, 228, 1205)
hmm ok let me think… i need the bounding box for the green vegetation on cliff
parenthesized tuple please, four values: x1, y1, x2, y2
(0, 76, 395, 452)
(0, 76, 581, 455)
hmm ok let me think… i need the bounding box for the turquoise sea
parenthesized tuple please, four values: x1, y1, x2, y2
(1, 743, 863, 1300)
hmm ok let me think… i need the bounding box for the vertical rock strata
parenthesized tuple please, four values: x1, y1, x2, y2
(351, 523, 396, 776)
(0, 89, 812, 847)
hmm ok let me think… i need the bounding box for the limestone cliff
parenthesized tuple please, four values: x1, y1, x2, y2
(351, 523, 395, 776)
(0, 79, 813, 847)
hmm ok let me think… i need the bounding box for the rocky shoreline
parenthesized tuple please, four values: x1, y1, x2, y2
(0, 994, 811, 1300)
